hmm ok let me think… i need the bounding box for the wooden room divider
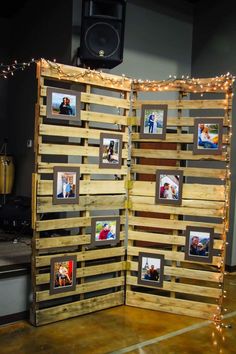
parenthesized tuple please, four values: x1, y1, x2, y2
(31, 59, 233, 326)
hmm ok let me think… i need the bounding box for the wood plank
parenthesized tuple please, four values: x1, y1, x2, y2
(37, 195, 126, 213)
(39, 143, 128, 158)
(130, 181, 225, 201)
(36, 247, 126, 267)
(126, 291, 217, 320)
(127, 275, 221, 298)
(37, 276, 125, 302)
(36, 291, 124, 326)
(38, 180, 126, 196)
(38, 162, 128, 175)
(128, 261, 221, 282)
(39, 124, 129, 142)
(129, 195, 224, 212)
(127, 246, 221, 266)
(40, 59, 132, 90)
(133, 99, 227, 110)
(131, 148, 226, 161)
(128, 230, 224, 250)
(131, 165, 226, 179)
(129, 116, 228, 127)
(131, 132, 228, 144)
(36, 261, 125, 285)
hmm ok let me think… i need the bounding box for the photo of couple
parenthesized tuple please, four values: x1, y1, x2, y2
(140, 104, 167, 139)
(53, 167, 80, 205)
(99, 133, 122, 169)
(95, 220, 117, 241)
(185, 226, 213, 263)
(144, 110, 164, 135)
(50, 255, 77, 295)
(138, 252, 164, 288)
(159, 174, 179, 200)
(193, 118, 223, 155)
(91, 216, 120, 247)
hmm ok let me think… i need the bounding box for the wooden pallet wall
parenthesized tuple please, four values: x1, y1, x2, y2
(126, 78, 233, 321)
(30, 59, 131, 326)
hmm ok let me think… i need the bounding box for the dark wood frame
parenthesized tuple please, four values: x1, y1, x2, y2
(193, 118, 223, 155)
(46, 86, 81, 121)
(138, 252, 164, 288)
(53, 166, 80, 205)
(99, 133, 123, 169)
(50, 255, 77, 295)
(91, 216, 120, 247)
(155, 169, 183, 205)
(184, 226, 214, 263)
(140, 104, 168, 139)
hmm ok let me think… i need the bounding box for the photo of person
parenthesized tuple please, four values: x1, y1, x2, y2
(46, 87, 81, 121)
(95, 220, 117, 241)
(193, 118, 223, 155)
(53, 167, 80, 205)
(50, 255, 77, 294)
(56, 171, 76, 199)
(185, 226, 214, 263)
(99, 133, 122, 169)
(138, 252, 164, 288)
(159, 174, 179, 200)
(91, 217, 120, 246)
(140, 104, 167, 139)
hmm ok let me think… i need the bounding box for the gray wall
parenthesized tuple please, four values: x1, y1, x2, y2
(191, 0, 236, 266)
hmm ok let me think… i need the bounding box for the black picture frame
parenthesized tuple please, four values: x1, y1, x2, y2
(53, 166, 80, 205)
(50, 255, 77, 295)
(155, 170, 183, 205)
(91, 216, 120, 247)
(193, 118, 223, 155)
(138, 252, 164, 288)
(140, 104, 168, 139)
(46, 86, 81, 121)
(184, 226, 214, 263)
(99, 133, 123, 169)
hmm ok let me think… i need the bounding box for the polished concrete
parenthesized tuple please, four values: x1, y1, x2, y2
(0, 274, 236, 354)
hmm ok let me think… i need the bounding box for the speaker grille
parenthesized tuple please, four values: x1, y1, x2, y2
(84, 22, 120, 58)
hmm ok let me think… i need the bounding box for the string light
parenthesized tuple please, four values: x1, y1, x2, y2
(0, 59, 35, 79)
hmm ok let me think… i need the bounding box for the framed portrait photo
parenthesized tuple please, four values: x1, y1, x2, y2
(50, 255, 77, 295)
(193, 118, 223, 155)
(99, 133, 122, 169)
(91, 216, 120, 247)
(46, 87, 81, 121)
(53, 166, 80, 205)
(155, 170, 183, 205)
(140, 104, 168, 139)
(138, 252, 164, 288)
(184, 226, 214, 263)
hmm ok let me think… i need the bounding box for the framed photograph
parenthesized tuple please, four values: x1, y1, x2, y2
(99, 133, 122, 169)
(140, 104, 168, 139)
(193, 118, 223, 155)
(46, 87, 81, 121)
(91, 216, 120, 246)
(138, 252, 164, 288)
(155, 170, 183, 205)
(53, 166, 80, 204)
(50, 255, 77, 295)
(184, 226, 214, 263)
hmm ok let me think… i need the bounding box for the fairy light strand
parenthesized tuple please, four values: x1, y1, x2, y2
(0, 59, 36, 78)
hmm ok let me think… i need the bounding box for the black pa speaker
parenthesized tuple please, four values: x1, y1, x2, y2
(79, 0, 127, 69)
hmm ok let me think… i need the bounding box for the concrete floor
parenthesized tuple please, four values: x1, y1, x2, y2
(0, 274, 236, 354)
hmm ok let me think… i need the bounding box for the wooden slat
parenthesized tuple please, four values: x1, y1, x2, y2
(131, 165, 226, 179)
(128, 261, 221, 282)
(130, 181, 225, 201)
(39, 124, 129, 142)
(128, 230, 223, 250)
(39, 143, 128, 158)
(41, 59, 132, 90)
(127, 275, 221, 298)
(131, 148, 226, 161)
(36, 291, 124, 326)
(36, 247, 126, 267)
(37, 276, 125, 302)
(38, 162, 128, 175)
(127, 246, 221, 266)
(130, 200, 223, 218)
(133, 99, 227, 110)
(126, 291, 217, 320)
(129, 116, 228, 127)
(37, 195, 126, 213)
(38, 180, 126, 196)
(36, 261, 125, 285)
